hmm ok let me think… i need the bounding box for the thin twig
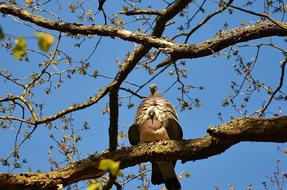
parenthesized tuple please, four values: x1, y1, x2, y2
(185, 0, 234, 43)
(121, 169, 151, 185)
(231, 45, 261, 100)
(84, 36, 102, 62)
(259, 56, 287, 117)
(119, 87, 146, 99)
(26, 32, 62, 89)
(5, 123, 38, 161)
(186, 0, 207, 25)
(13, 101, 25, 159)
(135, 63, 171, 94)
(0, 72, 26, 89)
(230, 4, 287, 30)
(119, 9, 162, 16)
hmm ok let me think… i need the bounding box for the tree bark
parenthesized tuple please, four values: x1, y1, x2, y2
(0, 2, 286, 62)
(0, 116, 286, 189)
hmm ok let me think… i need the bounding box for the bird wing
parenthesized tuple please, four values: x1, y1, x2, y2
(128, 124, 140, 145)
(164, 118, 183, 140)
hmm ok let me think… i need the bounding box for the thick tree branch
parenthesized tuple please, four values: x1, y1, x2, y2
(0, 2, 174, 47)
(1, 2, 286, 64)
(156, 21, 287, 68)
(0, 116, 286, 189)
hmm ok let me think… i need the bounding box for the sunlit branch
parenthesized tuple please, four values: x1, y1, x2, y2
(1, 1, 286, 61)
(0, 115, 34, 124)
(0, 95, 37, 123)
(156, 21, 287, 68)
(0, 116, 286, 189)
(0, 96, 20, 103)
(0, 2, 173, 48)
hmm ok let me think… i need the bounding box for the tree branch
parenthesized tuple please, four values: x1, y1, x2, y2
(0, 2, 175, 47)
(109, 87, 119, 152)
(1, 2, 286, 63)
(119, 9, 163, 16)
(156, 21, 287, 68)
(0, 116, 286, 189)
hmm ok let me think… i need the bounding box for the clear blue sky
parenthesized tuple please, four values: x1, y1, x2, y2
(0, 1, 287, 189)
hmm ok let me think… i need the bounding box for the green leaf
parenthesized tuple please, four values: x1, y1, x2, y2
(0, 27, 4, 40)
(86, 9, 93, 15)
(233, 49, 239, 56)
(87, 182, 102, 190)
(116, 17, 123, 26)
(98, 159, 120, 176)
(35, 32, 54, 52)
(12, 36, 27, 60)
(25, 0, 33, 6)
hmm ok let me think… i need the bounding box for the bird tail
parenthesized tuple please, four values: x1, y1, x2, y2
(151, 162, 181, 190)
(151, 162, 164, 184)
(165, 177, 181, 190)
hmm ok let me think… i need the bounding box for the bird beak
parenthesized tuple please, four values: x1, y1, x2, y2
(151, 115, 154, 124)
(149, 110, 155, 124)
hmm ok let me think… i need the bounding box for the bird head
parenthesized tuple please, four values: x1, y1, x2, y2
(150, 84, 160, 96)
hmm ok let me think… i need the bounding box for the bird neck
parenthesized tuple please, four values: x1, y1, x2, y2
(150, 91, 161, 97)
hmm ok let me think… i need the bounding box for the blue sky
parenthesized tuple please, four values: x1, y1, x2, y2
(1, 1, 287, 189)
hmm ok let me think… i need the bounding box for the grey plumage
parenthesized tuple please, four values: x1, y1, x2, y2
(128, 84, 182, 190)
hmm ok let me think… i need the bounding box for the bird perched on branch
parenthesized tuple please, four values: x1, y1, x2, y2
(128, 84, 183, 190)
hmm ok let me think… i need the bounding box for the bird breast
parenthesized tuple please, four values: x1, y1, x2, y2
(137, 104, 170, 143)
(139, 119, 169, 143)
(137, 104, 167, 125)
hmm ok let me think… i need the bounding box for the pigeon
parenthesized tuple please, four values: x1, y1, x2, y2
(128, 84, 183, 190)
